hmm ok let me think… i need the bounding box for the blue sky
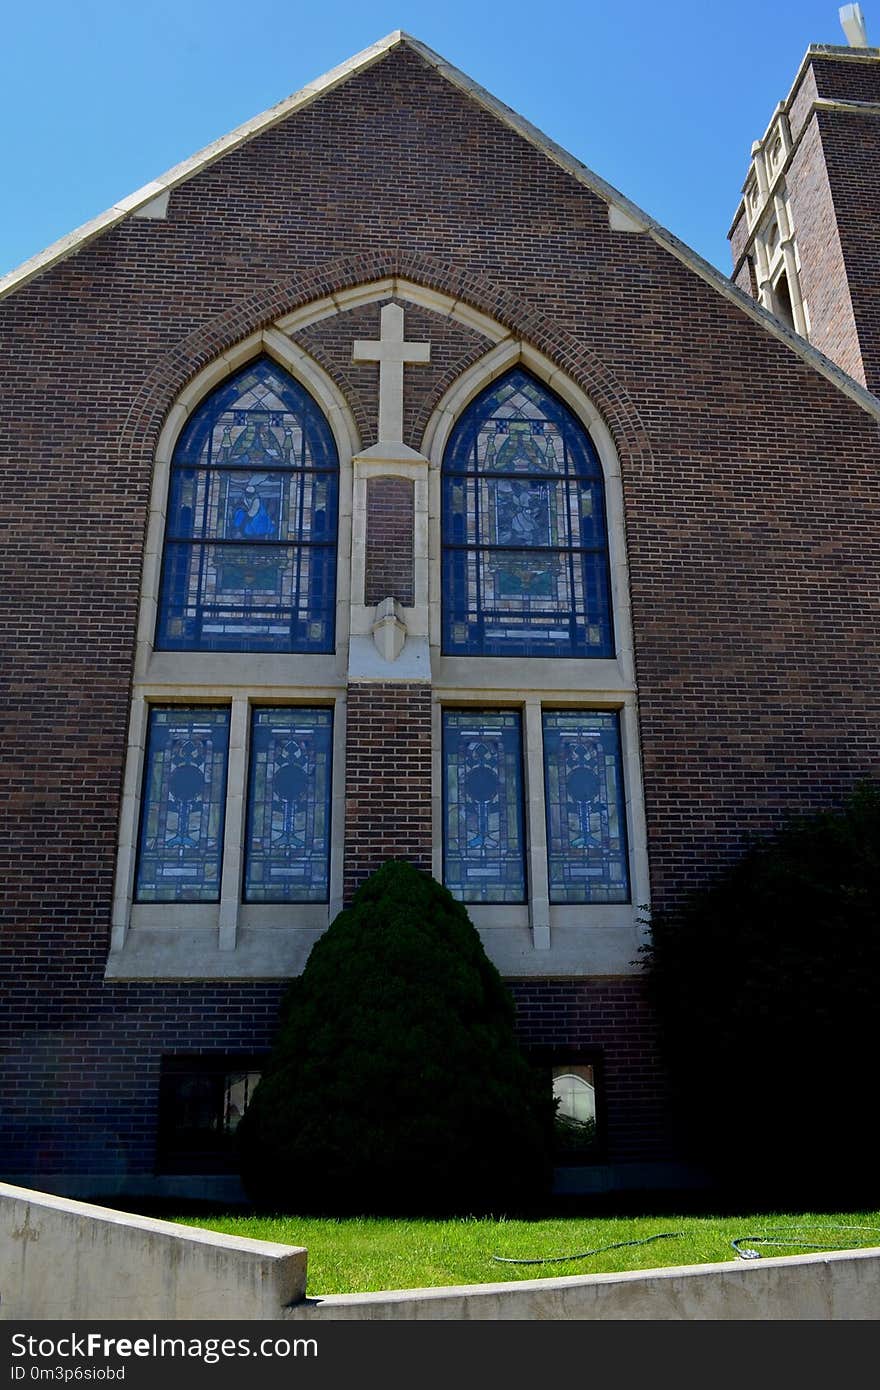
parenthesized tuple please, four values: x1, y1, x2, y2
(1, 1, 862, 277)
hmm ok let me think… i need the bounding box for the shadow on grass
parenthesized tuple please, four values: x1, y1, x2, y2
(86, 1182, 878, 1224)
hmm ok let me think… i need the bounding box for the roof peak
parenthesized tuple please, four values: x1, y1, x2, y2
(1, 31, 878, 422)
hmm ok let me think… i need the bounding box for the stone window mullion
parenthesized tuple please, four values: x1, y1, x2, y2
(524, 697, 551, 949)
(110, 694, 149, 952)
(218, 696, 249, 949)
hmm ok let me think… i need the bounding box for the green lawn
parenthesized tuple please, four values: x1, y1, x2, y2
(172, 1210, 880, 1295)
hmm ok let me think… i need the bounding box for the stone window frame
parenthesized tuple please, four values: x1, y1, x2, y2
(109, 280, 649, 981)
(107, 330, 359, 980)
(423, 337, 650, 978)
(276, 283, 650, 979)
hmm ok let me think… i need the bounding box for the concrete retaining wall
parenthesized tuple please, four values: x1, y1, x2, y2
(3, 1183, 878, 1320)
(0, 1183, 307, 1321)
(285, 1247, 880, 1319)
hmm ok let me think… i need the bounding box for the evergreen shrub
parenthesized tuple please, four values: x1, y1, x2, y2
(642, 783, 880, 1198)
(238, 860, 553, 1215)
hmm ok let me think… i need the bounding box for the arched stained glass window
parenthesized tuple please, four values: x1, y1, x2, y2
(442, 368, 613, 658)
(156, 358, 338, 653)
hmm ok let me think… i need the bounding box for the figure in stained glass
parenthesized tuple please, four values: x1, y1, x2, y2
(231, 477, 276, 539)
(156, 359, 338, 653)
(442, 369, 613, 657)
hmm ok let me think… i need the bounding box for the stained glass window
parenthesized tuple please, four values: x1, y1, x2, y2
(442, 710, 526, 903)
(244, 708, 333, 902)
(542, 710, 629, 904)
(156, 358, 338, 653)
(135, 707, 230, 901)
(442, 368, 613, 658)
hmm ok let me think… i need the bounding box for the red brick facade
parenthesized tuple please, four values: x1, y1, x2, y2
(364, 478, 415, 606)
(342, 683, 433, 901)
(510, 979, 669, 1164)
(730, 48, 880, 394)
(1, 38, 879, 1195)
(294, 297, 492, 452)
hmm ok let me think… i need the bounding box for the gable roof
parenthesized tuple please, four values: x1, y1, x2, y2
(2, 30, 879, 423)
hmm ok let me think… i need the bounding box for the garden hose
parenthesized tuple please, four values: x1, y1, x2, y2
(492, 1224, 880, 1267)
(730, 1226, 880, 1260)
(492, 1232, 685, 1266)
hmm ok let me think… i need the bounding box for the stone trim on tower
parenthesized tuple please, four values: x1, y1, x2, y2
(729, 42, 880, 394)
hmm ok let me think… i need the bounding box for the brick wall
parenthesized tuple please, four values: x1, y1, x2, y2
(787, 113, 864, 383)
(816, 105, 880, 396)
(1, 40, 879, 1184)
(364, 477, 415, 605)
(810, 52, 880, 104)
(728, 209, 749, 272)
(294, 297, 492, 452)
(510, 978, 671, 1162)
(342, 682, 432, 901)
(788, 61, 819, 142)
(0, 935, 287, 1178)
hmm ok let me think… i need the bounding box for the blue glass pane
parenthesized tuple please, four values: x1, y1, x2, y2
(173, 361, 337, 472)
(443, 710, 526, 903)
(166, 469, 337, 543)
(441, 548, 612, 658)
(156, 359, 338, 653)
(244, 708, 333, 902)
(135, 708, 230, 902)
(445, 475, 606, 548)
(442, 369, 612, 658)
(542, 710, 630, 904)
(157, 542, 336, 653)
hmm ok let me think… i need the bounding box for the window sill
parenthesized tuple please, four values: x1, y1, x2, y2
(106, 905, 645, 980)
(105, 923, 326, 980)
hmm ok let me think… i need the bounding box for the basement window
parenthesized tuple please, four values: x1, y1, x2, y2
(156, 1055, 265, 1173)
(531, 1048, 603, 1164)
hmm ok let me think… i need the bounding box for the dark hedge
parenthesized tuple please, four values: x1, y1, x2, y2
(642, 783, 880, 1200)
(238, 860, 553, 1215)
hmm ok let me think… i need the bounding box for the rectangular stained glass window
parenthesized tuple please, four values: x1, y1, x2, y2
(244, 707, 333, 902)
(542, 710, 629, 904)
(135, 707, 230, 902)
(443, 710, 526, 903)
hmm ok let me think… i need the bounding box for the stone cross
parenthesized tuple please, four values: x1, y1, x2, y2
(353, 303, 431, 448)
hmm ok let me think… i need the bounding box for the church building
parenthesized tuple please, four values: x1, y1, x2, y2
(2, 24, 878, 1199)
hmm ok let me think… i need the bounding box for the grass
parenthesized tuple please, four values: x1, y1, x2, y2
(170, 1209, 880, 1295)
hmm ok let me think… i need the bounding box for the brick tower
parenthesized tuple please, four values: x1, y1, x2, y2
(728, 6, 880, 396)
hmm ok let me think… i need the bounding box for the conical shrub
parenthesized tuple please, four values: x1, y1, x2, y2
(238, 860, 553, 1215)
